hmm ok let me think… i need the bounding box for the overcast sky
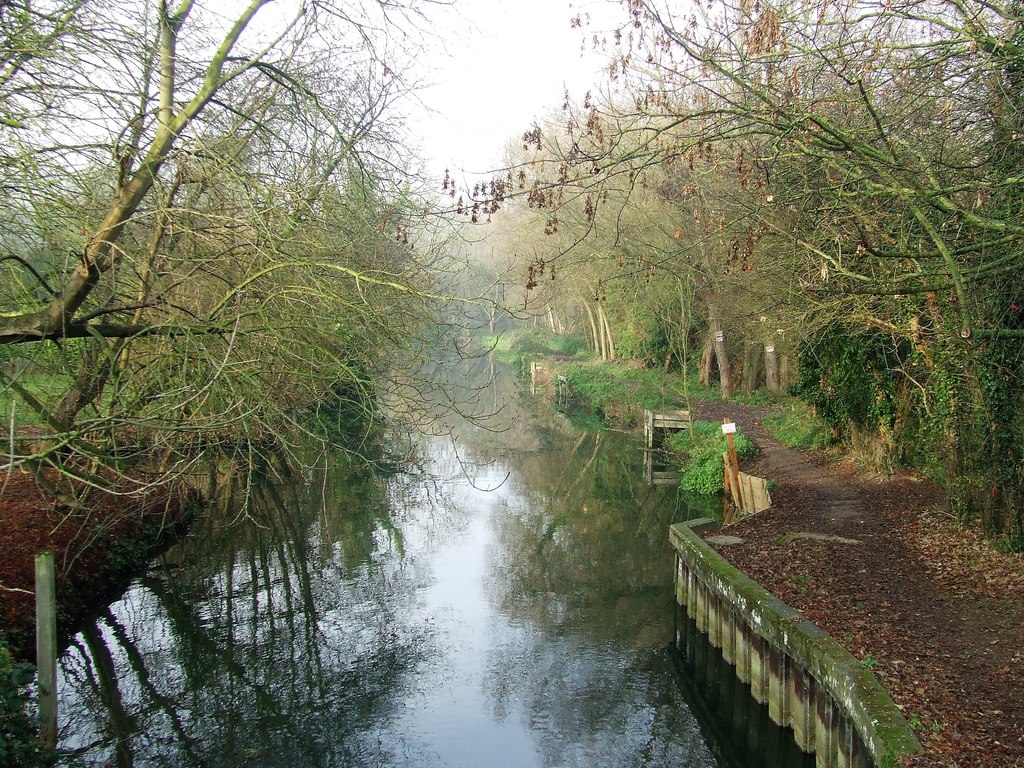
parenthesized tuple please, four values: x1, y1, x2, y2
(412, 0, 619, 181)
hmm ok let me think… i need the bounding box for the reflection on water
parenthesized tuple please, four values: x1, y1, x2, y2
(56, 365, 761, 767)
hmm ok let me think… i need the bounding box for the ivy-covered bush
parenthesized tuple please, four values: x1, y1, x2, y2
(791, 326, 909, 441)
(792, 322, 1024, 548)
(1, 639, 56, 767)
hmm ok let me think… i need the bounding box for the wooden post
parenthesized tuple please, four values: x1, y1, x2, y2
(35, 551, 57, 749)
(723, 418, 744, 511)
(765, 344, 781, 392)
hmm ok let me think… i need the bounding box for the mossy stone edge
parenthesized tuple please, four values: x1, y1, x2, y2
(670, 519, 922, 768)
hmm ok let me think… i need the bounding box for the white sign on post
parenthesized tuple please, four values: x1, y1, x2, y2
(721, 422, 737, 434)
(715, 331, 725, 343)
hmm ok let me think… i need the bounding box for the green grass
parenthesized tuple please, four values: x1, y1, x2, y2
(563, 409, 606, 432)
(560, 362, 682, 427)
(762, 401, 835, 450)
(546, 334, 588, 356)
(477, 333, 516, 362)
(0, 372, 73, 428)
(666, 420, 758, 495)
(478, 330, 590, 364)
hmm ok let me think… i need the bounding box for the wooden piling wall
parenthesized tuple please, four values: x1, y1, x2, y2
(670, 519, 921, 768)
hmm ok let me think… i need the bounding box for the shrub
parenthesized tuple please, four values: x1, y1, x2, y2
(1, 639, 56, 767)
(479, 330, 589, 364)
(667, 421, 757, 495)
(561, 364, 627, 422)
(558, 362, 682, 428)
(547, 334, 588, 357)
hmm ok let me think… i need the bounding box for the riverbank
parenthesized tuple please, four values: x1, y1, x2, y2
(691, 399, 1024, 768)
(0, 471, 194, 659)
(542, 356, 1024, 766)
(4, 352, 1024, 766)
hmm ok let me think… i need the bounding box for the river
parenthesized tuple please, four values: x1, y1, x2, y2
(54, 363, 810, 767)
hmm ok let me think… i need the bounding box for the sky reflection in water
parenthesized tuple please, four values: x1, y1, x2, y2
(57, 369, 728, 767)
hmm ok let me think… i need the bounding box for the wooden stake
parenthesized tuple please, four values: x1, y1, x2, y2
(724, 417, 744, 511)
(35, 551, 57, 749)
(765, 344, 781, 391)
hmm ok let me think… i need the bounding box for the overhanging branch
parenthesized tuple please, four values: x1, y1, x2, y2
(0, 321, 230, 345)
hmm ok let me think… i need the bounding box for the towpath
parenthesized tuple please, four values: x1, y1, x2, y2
(687, 399, 1024, 768)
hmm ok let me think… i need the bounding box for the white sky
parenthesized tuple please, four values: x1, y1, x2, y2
(412, 0, 620, 181)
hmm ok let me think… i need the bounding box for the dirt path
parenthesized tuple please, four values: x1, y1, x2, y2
(688, 400, 1024, 768)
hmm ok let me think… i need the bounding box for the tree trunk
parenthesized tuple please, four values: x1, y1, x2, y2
(0, 2, 270, 345)
(600, 303, 616, 361)
(585, 303, 598, 358)
(582, 300, 600, 356)
(742, 339, 763, 393)
(780, 347, 792, 389)
(764, 343, 781, 392)
(707, 302, 733, 397)
(54, 338, 119, 429)
(699, 336, 714, 387)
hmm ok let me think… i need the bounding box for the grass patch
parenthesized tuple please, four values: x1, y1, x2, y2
(0, 371, 73, 428)
(477, 333, 518, 362)
(479, 330, 589, 365)
(666, 421, 758, 495)
(762, 401, 835, 450)
(560, 363, 682, 427)
(547, 334, 588, 356)
(563, 409, 606, 432)
(682, 369, 720, 401)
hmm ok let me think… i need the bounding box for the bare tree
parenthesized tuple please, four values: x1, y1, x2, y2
(0, 0, 455, 494)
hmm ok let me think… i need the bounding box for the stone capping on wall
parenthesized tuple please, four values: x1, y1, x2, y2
(670, 518, 922, 768)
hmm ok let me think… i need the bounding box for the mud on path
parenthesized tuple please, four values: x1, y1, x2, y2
(688, 400, 1024, 768)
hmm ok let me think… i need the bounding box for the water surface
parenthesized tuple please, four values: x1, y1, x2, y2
(55, 368, 801, 767)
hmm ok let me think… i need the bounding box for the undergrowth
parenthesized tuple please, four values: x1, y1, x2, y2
(1, 639, 56, 767)
(762, 402, 835, 451)
(561, 363, 679, 427)
(666, 421, 758, 495)
(479, 330, 589, 365)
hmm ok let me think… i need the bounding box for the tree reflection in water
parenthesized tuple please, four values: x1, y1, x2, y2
(54, 363, 784, 767)
(58, 452, 432, 767)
